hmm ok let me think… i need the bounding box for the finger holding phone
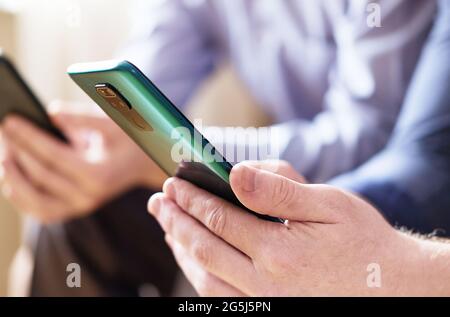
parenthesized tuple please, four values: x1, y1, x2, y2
(148, 161, 450, 296)
(0, 103, 166, 224)
(0, 56, 166, 224)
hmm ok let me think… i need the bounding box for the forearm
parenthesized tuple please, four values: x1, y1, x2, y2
(407, 234, 450, 296)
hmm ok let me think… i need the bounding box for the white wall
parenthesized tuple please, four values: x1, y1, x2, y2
(15, 0, 135, 105)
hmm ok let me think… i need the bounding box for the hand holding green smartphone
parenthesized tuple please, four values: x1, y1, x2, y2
(68, 60, 281, 223)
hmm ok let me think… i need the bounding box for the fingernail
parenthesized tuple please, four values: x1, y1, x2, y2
(148, 194, 161, 215)
(240, 165, 257, 192)
(162, 177, 177, 197)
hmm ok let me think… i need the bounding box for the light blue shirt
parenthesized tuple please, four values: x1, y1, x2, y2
(120, 0, 436, 182)
(331, 0, 450, 235)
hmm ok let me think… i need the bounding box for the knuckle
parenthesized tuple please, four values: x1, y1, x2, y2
(322, 186, 354, 221)
(169, 181, 192, 211)
(162, 206, 176, 233)
(272, 179, 296, 209)
(192, 241, 212, 268)
(204, 198, 227, 235)
(178, 188, 193, 212)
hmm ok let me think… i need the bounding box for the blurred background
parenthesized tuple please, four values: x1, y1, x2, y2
(0, 0, 270, 296)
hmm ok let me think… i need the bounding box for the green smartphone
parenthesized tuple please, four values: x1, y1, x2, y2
(68, 60, 281, 223)
(0, 53, 66, 141)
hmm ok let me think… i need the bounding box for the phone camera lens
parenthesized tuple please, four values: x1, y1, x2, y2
(95, 83, 132, 110)
(96, 87, 116, 98)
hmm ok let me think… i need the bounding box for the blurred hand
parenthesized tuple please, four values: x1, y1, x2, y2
(0, 101, 166, 224)
(148, 160, 447, 296)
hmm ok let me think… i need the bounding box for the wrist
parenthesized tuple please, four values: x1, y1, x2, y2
(393, 231, 450, 296)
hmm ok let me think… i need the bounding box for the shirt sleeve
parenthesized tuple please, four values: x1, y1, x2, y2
(329, 0, 450, 236)
(116, 0, 220, 109)
(205, 0, 436, 183)
(280, 0, 437, 182)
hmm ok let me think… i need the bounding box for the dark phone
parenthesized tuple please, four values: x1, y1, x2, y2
(0, 54, 66, 141)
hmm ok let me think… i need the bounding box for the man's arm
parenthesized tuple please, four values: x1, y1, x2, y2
(118, 0, 220, 108)
(330, 0, 450, 235)
(205, 0, 436, 183)
(148, 161, 450, 296)
(407, 234, 450, 295)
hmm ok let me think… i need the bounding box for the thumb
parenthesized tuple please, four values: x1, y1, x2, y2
(240, 160, 307, 184)
(230, 162, 340, 223)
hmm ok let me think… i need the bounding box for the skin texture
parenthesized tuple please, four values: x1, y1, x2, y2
(0, 101, 166, 224)
(148, 160, 450, 296)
